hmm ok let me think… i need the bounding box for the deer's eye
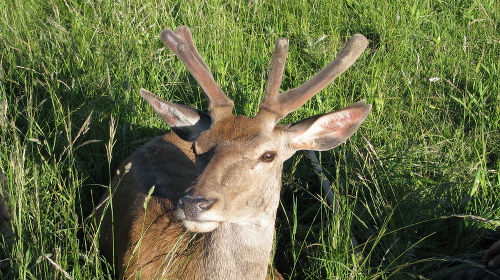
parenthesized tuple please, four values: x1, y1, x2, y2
(260, 151, 277, 162)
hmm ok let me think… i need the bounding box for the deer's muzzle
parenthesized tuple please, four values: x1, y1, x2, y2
(176, 195, 222, 232)
(178, 196, 215, 219)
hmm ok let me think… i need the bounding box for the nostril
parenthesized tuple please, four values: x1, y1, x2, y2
(197, 199, 214, 210)
(179, 196, 215, 219)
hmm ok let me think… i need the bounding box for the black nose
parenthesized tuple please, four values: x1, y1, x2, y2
(179, 196, 215, 219)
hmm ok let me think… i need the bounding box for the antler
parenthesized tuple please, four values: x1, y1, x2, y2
(259, 34, 369, 121)
(261, 38, 289, 111)
(161, 26, 234, 120)
(160, 27, 367, 123)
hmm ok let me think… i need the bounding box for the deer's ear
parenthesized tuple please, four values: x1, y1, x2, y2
(287, 101, 371, 151)
(140, 89, 211, 142)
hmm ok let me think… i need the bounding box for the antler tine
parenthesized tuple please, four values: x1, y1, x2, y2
(259, 38, 288, 116)
(270, 34, 369, 119)
(160, 27, 234, 117)
(174, 26, 211, 74)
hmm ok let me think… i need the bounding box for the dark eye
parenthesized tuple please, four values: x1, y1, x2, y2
(260, 151, 277, 162)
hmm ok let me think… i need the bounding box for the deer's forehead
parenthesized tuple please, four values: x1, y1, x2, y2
(196, 115, 279, 147)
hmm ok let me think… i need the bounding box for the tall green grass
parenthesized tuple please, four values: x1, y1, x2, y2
(1, 0, 499, 279)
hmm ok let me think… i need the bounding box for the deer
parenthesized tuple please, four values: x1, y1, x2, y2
(95, 26, 372, 280)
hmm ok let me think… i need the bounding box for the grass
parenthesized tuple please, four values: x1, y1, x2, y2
(0, 0, 499, 279)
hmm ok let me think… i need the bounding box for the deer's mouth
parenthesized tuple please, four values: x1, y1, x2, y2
(175, 196, 224, 232)
(179, 218, 221, 233)
(175, 208, 223, 233)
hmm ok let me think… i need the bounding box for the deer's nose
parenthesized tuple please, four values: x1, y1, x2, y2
(179, 196, 215, 220)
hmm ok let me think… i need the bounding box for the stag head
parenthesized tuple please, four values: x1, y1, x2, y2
(140, 26, 371, 233)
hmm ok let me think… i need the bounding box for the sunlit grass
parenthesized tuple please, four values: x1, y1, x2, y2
(1, 0, 499, 279)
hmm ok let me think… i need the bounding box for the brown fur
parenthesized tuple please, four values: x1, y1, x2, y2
(96, 26, 371, 280)
(96, 132, 283, 279)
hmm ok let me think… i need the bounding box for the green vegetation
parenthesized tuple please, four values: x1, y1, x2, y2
(1, 0, 499, 279)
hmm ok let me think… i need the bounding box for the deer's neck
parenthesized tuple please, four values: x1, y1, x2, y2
(199, 217, 276, 280)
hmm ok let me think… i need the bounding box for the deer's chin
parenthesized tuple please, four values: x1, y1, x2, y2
(175, 208, 225, 232)
(182, 220, 221, 233)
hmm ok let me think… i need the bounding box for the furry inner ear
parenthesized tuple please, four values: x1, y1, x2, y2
(287, 101, 371, 151)
(140, 89, 211, 142)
